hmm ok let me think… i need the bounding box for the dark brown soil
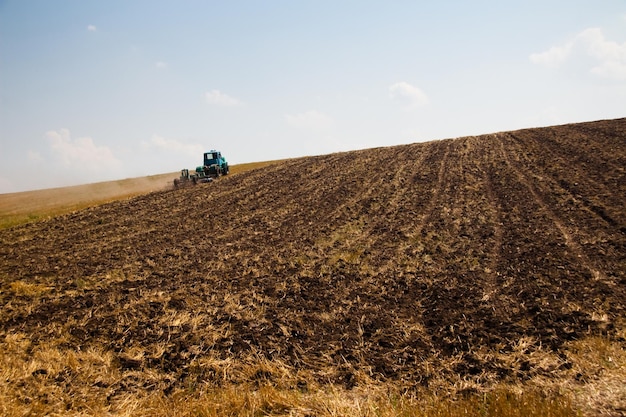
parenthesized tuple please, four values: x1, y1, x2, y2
(1, 118, 625, 391)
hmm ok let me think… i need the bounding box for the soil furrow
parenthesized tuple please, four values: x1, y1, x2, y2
(501, 133, 607, 283)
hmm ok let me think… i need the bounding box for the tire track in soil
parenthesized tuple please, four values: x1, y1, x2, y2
(499, 133, 606, 283)
(475, 135, 504, 305)
(559, 123, 625, 174)
(526, 125, 625, 230)
(418, 135, 534, 362)
(422, 141, 452, 234)
(499, 126, 625, 292)
(401, 140, 452, 250)
(376, 143, 447, 273)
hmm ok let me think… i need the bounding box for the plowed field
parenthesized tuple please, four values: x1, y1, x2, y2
(1, 118, 625, 415)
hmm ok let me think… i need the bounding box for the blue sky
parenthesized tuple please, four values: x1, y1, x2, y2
(1, 1, 625, 193)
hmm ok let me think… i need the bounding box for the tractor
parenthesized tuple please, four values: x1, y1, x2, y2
(197, 150, 229, 178)
(173, 150, 228, 188)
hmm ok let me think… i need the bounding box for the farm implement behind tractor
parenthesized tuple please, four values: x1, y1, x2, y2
(173, 150, 229, 188)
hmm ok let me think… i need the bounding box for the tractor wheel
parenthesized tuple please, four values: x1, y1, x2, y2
(174, 179, 180, 188)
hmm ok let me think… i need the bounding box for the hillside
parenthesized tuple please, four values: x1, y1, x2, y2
(0, 161, 279, 229)
(1, 118, 625, 415)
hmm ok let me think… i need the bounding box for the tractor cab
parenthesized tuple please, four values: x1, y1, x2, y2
(204, 151, 222, 166)
(200, 150, 229, 177)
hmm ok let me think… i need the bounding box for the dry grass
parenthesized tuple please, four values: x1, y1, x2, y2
(8, 280, 51, 297)
(0, 329, 584, 416)
(132, 386, 578, 417)
(560, 324, 626, 416)
(0, 160, 280, 229)
(0, 173, 175, 229)
(3, 318, 621, 416)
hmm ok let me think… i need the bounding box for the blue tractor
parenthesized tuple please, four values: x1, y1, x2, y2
(173, 150, 229, 188)
(197, 150, 229, 178)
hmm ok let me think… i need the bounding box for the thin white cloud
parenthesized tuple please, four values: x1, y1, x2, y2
(142, 135, 203, 157)
(389, 82, 430, 108)
(45, 129, 120, 170)
(87, 25, 97, 32)
(529, 43, 573, 68)
(155, 61, 168, 69)
(530, 28, 626, 80)
(205, 89, 242, 107)
(285, 110, 334, 131)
